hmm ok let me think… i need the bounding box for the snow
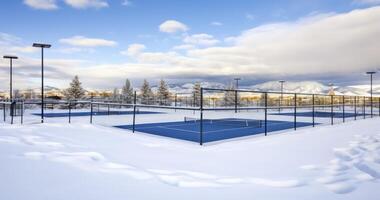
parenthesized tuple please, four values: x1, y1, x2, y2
(0, 111, 380, 199)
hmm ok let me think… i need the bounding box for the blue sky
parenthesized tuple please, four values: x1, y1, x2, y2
(0, 0, 380, 89)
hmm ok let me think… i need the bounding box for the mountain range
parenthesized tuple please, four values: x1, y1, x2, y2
(1, 81, 379, 96)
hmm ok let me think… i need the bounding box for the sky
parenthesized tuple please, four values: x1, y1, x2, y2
(0, 0, 380, 90)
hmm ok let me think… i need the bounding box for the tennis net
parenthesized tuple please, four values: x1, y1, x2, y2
(184, 117, 261, 128)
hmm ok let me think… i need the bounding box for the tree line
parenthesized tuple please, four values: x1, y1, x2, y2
(63, 76, 203, 106)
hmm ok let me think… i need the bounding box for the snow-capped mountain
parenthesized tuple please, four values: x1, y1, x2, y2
(166, 81, 371, 96)
(250, 81, 329, 94)
(152, 82, 226, 94)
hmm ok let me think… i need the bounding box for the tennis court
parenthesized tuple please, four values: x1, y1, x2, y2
(33, 110, 162, 117)
(115, 118, 316, 143)
(271, 111, 370, 118)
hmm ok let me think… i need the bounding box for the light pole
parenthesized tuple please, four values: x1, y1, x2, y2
(3, 55, 18, 101)
(33, 43, 51, 123)
(366, 71, 376, 118)
(234, 78, 241, 89)
(279, 80, 285, 112)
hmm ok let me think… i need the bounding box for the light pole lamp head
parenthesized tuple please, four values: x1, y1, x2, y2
(32, 43, 51, 48)
(279, 80, 285, 84)
(366, 71, 376, 75)
(3, 55, 18, 59)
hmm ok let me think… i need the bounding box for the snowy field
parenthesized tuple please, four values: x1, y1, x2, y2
(0, 108, 379, 200)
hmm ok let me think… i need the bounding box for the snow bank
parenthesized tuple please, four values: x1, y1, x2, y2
(0, 118, 380, 199)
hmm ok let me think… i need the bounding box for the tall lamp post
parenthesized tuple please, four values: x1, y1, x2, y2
(3, 55, 18, 101)
(279, 80, 285, 112)
(234, 78, 241, 89)
(33, 43, 51, 123)
(366, 71, 376, 118)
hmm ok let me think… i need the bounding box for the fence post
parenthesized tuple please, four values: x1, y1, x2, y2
(342, 96, 345, 123)
(331, 95, 334, 125)
(294, 93, 297, 130)
(132, 91, 137, 133)
(234, 90, 238, 113)
(312, 94, 315, 127)
(21, 101, 24, 124)
(175, 94, 177, 112)
(107, 104, 110, 115)
(11, 101, 14, 125)
(200, 88, 204, 145)
(264, 92, 268, 136)
(3, 103, 6, 122)
(354, 96, 357, 120)
(363, 97, 366, 119)
(68, 101, 71, 124)
(378, 97, 380, 117)
(371, 93, 373, 118)
(90, 102, 93, 124)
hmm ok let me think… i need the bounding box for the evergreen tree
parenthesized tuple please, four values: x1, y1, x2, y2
(157, 79, 170, 105)
(122, 79, 133, 103)
(64, 75, 85, 100)
(140, 79, 153, 104)
(192, 82, 201, 106)
(224, 83, 236, 106)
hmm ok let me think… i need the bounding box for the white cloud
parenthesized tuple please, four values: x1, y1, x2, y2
(108, 7, 380, 83)
(23, 0, 58, 10)
(159, 20, 189, 33)
(122, 0, 131, 6)
(183, 34, 219, 46)
(3, 7, 380, 89)
(0, 33, 21, 45)
(120, 43, 146, 57)
(64, 0, 108, 9)
(59, 36, 117, 47)
(211, 21, 223, 26)
(173, 44, 195, 50)
(0, 33, 37, 54)
(353, 0, 380, 5)
(56, 47, 95, 54)
(10, 46, 39, 53)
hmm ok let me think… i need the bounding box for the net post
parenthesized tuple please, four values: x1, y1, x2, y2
(312, 94, 315, 127)
(331, 95, 334, 125)
(234, 90, 238, 113)
(264, 92, 268, 136)
(68, 100, 71, 124)
(108, 104, 110, 115)
(132, 91, 137, 133)
(294, 93, 297, 130)
(200, 88, 204, 145)
(342, 96, 345, 123)
(354, 96, 357, 120)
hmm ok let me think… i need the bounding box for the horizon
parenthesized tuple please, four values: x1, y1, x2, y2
(0, 0, 380, 90)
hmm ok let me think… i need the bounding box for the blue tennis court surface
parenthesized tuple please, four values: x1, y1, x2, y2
(33, 110, 162, 117)
(115, 118, 316, 143)
(271, 111, 369, 118)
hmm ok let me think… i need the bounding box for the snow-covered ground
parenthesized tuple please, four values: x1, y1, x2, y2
(0, 109, 379, 200)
